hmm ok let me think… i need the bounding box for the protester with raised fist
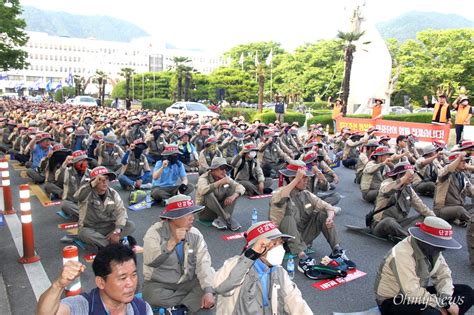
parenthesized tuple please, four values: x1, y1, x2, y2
(150, 144, 194, 204)
(76, 166, 135, 249)
(214, 221, 312, 314)
(142, 195, 215, 314)
(36, 244, 152, 314)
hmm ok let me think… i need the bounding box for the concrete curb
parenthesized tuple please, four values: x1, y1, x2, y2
(0, 273, 12, 315)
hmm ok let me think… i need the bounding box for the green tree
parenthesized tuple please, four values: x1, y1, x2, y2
(112, 72, 174, 100)
(0, 0, 29, 71)
(389, 29, 474, 106)
(94, 70, 107, 105)
(208, 67, 257, 102)
(169, 56, 195, 101)
(73, 75, 85, 96)
(54, 86, 75, 103)
(225, 41, 284, 73)
(273, 40, 343, 103)
(119, 67, 135, 99)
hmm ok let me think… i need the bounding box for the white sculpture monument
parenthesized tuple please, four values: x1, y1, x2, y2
(345, 4, 393, 115)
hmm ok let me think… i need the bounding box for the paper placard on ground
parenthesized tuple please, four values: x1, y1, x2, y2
(332, 306, 381, 315)
(222, 232, 245, 241)
(58, 222, 79, 230)
(312, 269, 367, 291)
(247, 194, 272, 200)
(44, 201, 61, 207)
(30, 184, 60, 207)
(66, 228, 78, 235)
(128, 201, 153, 212)
(84, 245, 143, 263)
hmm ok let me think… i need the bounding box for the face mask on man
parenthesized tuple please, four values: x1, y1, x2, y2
(167, 155, 179, 164)
(264, 244, 285, 266)
(74, 160, 87, 174)
(66, 128, 73, 133)
(248, 151, 257, 159)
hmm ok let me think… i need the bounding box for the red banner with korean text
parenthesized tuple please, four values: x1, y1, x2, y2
(336, 117, 450, 143)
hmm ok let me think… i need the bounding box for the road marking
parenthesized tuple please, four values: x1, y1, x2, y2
(1, 188, 51, 301)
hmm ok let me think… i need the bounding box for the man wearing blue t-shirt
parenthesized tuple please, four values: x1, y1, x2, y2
(151, 144, 194, 204)
(26, 132, 53, 184)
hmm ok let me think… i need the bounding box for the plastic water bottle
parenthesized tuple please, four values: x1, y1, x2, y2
(251, 208, 258, 225)
(287, 256, 295, 280)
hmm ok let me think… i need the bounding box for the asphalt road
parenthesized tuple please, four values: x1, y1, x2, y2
(0, 160, 473, 315)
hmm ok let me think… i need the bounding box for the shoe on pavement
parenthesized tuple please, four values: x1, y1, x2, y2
(212, 217, 228, 230)
(140, 183, 152, 190)
(329, 248, 356, 270)
(227, 217, 242, 231)
(297, 257, 316, 274)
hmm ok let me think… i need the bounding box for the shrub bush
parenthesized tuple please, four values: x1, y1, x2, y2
(253, 110, 306, 126)
(304, 101, 330, 110)
(306, 114, 334, 131)
(141, 98, 174, 112)
(310, 109, 332, 116)
(220, 108, 257, 122)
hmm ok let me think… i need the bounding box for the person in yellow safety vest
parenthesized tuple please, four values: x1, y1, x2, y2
(329, 96, 344, 133)
(424, 94, 452, 125)
(452, 96, 472, 144)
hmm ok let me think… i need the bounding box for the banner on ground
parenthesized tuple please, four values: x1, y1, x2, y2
(336, 117, 450, 142)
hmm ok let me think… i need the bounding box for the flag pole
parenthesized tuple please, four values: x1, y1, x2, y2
(270, 63, 273, 101)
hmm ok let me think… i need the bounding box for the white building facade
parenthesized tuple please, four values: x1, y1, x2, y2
(0, 31, 226, 95)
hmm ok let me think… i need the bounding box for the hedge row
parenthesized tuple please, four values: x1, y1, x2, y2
(303, 101, 330, 110)
(253, 110, 307, 126)
(220, 108, 258, 122)
(141, 98, 174, 111)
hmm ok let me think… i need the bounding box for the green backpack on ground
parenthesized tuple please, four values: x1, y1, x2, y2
(129, 190, 148, 205)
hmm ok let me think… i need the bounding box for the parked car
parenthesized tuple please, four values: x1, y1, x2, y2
(70, 95, 97, 107)
(413, 108, 434, 113)
(165, 101, 219, 119)
(389, 106, 411, 114)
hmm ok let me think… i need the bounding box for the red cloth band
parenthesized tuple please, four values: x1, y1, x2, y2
(287, 164, 307, 172)
(246, 222, 277, 243)
(417, 222, 453, 238)
(164, 199, 194, 213)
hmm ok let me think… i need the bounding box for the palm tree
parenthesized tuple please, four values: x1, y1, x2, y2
(119, 68, 135, 99)
(337, 30, 365, 114)
(73, 75, 85, 96)
(170, 56, 192, 101)
(94, 70, 108, 106)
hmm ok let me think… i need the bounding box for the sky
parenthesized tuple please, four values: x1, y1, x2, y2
(20, 0, 474, 53)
